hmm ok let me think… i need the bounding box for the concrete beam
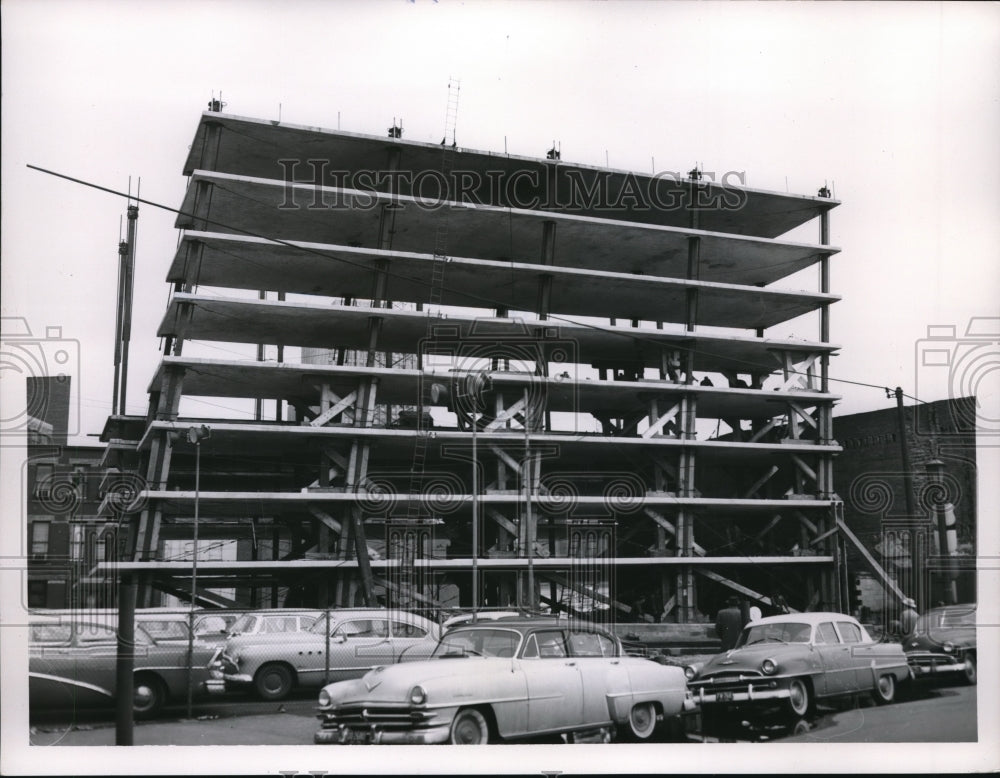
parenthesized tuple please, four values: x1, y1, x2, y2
(170, 231, 839, 331)
(157, 293, 840, 378)
(182, 113, 838, 239)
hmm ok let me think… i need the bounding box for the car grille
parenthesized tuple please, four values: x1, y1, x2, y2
(698, 670, 765, 682)
(907, 653, 961, 669)
(320, 704, 435, 731)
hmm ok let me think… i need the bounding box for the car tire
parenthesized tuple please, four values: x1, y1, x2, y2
(627, 701, 658, 740)
(449, 707, 490, 744)
(133, 673, 166, 719)
(961, 655, 977, 685)
(872, 673, 895, 705)
(786, 678, 812, 718)
(254, 663, 294, 701)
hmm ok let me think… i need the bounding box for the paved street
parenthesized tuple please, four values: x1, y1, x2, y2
(782, 683, 977, 743)
(29, 680, 977, 747)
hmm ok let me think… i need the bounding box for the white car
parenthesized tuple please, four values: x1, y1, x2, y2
(215, 609, 440, 700)
(315, 617, 695, 744)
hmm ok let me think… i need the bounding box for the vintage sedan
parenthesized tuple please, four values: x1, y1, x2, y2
(686, 612, 911, 718)
(313, 617, 695, 745)
(29, 618, 223, 717)
(904, 603, 977, 685)
(214, 608, 439, 700)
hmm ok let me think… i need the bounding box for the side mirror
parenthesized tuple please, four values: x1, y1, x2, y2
(332, 634, 346, 644)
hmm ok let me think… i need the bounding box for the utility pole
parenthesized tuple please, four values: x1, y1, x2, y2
(892, 387, 920, 609)
(184, 424, 211, 717)
(893, 387, 917, 517)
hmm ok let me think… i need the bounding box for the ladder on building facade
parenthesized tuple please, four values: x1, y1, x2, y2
(396, 79, 461, 609)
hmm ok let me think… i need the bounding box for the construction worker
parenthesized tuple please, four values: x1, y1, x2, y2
(899, 598, 919, 636)
(715, 596, 744, 651)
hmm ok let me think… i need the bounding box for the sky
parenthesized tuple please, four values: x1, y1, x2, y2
(1, 1, 999, 773)
(2, 0, 998, 446)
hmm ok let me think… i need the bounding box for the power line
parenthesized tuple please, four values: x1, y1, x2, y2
(27, 162, 909, 398)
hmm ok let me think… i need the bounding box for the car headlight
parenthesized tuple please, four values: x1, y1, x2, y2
(683, 665, 697, 681)
(318, 689, 332, 707)
(761, 658, 777, 675)
(409, 685, 427, 705)
(943, 642, 954, 653)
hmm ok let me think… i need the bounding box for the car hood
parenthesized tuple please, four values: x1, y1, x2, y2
(906, 628, 975, 653)
(698, 643, 808, 674)
(322, 657, 508, 703)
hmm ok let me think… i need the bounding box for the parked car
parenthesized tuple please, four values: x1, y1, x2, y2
(904, 603, 977, 685)
(190, 610, 249, 638)
(214, 609, 440, 700)
(30, 607, 246, 646)
(29, 618, 224, 717)
(686, 612, 911, 719)
(441, 610, 522, 630)
(313, 617, 696, 745)
(214, 609, 321, 646)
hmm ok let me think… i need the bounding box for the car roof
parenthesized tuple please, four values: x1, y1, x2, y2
(748, 612, 859, 627)
(923, 603, 976, 613)
(322, 608, 437, 624)
(447, 617, 609, 632)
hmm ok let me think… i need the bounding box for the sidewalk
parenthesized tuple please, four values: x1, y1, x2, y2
(30, 710, 316, 747)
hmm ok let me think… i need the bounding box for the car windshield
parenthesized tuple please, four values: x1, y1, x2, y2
(915, 607, 976, 633)
(228, 614, 257, 634)
(432, 628, 521, 658)
(140, 620, 190, 640)
(738, 622, 811, 646)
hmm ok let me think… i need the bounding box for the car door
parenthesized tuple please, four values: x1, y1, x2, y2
(388, 618, 434, 661)
(833, 620, 869, 692)
(812, 620, 852, 695)
(30, 623, 110, 709)
(520, 630, 584, 733)
(327, 618, 393, 680)
(74, 622, 122, 685)
(568, 630, 621, 727)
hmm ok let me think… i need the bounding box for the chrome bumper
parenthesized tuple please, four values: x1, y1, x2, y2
(693, 684, 791, 705)
(222, 672, 254, 684)
(314, 724, 451, 745)
(204, 678, 226, 695)
(910, 662, 966, 676)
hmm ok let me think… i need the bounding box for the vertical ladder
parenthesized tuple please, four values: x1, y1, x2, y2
(405, 78, 460, 520)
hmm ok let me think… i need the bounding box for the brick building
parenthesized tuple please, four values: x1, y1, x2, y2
(25, 377, 116, 609)
(834, 395, 978, 612)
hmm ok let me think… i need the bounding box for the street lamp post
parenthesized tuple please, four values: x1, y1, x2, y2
(183, 424, 211, 718)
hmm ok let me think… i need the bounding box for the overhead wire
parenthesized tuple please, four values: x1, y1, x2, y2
(28, 162, 860, 387)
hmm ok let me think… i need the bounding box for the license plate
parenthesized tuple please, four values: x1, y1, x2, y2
(716, 691, 734, 702)
(343, 729, 373, 745)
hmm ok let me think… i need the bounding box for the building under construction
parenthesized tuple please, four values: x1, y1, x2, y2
(101, 105, 849, 624)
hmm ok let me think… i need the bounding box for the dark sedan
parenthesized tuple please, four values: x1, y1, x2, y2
(904, 603, 977, 685)
(686, 613, 910, 719)
(29, 618, 223, 717)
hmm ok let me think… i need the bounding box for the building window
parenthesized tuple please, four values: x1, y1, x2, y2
(27, 580, 48, 608)
(34, 463, 55, 499)
(30, 521, 51, 556)
(70, 525, 85, 560)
